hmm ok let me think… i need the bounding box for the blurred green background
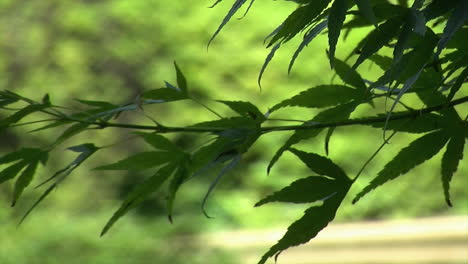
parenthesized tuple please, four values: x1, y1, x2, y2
(0, 1, 466, 263)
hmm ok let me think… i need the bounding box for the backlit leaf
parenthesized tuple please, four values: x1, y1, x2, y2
(217, 100, 265, 121)
(333, 58, 367, 91)
(94, 151, 174, 171)
(174, 61, 188, 93)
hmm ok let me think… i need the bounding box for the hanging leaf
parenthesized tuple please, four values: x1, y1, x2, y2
(268, 0, 331, 47)
(101, 163, 177, 236)
(333, 58, 367, 91)
(208, 0, 251, 47)
(289, 20, 328, 74)
(289, 148, 350, 183)
(167, 161, 190, 223)
(352, 17, 402, 69)
(258, 43, 281, 88)
(447, 67, 468, 101)
(270, 85, 361, 112)
(435, 0, 468, 57)
(441, 129, 465, 207)
(255, 176, 339, 206)
(328, 0, 348, 68)
(258, 189, 349, 264)
(0, 148, 48, 185)
(12, 161, 40, 206)
(324, 127, 335, 156)
(353, 130, 450, 203)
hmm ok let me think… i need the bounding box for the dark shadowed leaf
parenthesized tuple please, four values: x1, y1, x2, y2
(270, 85, 361, 112)
(101, 163, 177, 236)
(328, 0, 348, 68)
(353, 130, 450, 203)
(447, 67, 468, 101)
(353, 17, 402, 69)
(134, 132, 181, 152)
(368, 112, 446, 133)
(435, 0, 468, 57)
(167, 161, 190, 222)
(208, 0, 251, 46)
(289, 148, 350, 183)
(355, 0, 377, 26)
(12, 161, 39, 206)
(258, 189, 349, 264)
(268, 0, 331, 46)
(174, 61, 188, 93)
(141, 88, 188, 103)
(289, 20, 328, 74)
(94, 151, 174, 171)
(255, 176, 339, 206)
(333, 58, 367, 91)
(217, 100, 265, 121)
(441, 129, 465, 207)
(268, 102, 357, 174)
(258, 43, 281, 88)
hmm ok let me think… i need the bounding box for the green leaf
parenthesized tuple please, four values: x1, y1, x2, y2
(0, 102, 51, 130)
(328, 0, 348, 68)
(55, 123, 90, 145)
(167, 162, 190, 222)
(268, 102, 357, 174)
(255, 176, 339, 206)
(289, 20, 328, 74)
(270, 85, 361, 112)
(441, 130, 465, 207)
(216, 100, 265, 121)
(134, 132, 181, 152)
(101, 163, 177, 236)
(140, 88, 188, 103)
(258, 43, 281, 88)
(422, 0, 457, 21)
(173, 61, 188, 93)
(268, 0, 331, 46)
(258, 189, 349, 264)
(435, 0, 468, 57)
(324, 127, 335, 156)
(94, 151, 174, 171)
(12, 161, 39, 206)
(353, 130, 450, 203)
(0, 161, 29, 184)
(333, 58, 367, 91)
(289, 148, 350, 183)
(353, 17, 402, 69)
(208, 0, 252, 46)
(355, 0, 377, 26)
(447, 67, 468, 101)
(368, 112, 446, 133)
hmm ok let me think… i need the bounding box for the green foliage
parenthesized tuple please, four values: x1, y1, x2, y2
(0, 0, 467, 263)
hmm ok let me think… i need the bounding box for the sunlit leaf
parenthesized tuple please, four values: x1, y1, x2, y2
(353, 130, 450, 203)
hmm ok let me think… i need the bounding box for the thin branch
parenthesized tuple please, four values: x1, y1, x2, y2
(26, 95, 468, 134)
